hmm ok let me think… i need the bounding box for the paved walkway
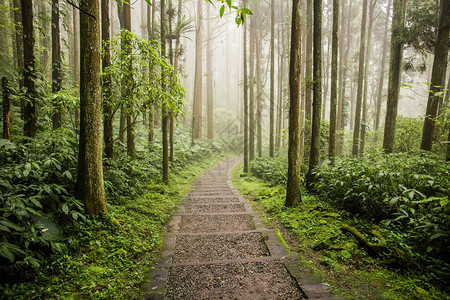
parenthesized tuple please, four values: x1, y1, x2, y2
(143, 157, 346, 300)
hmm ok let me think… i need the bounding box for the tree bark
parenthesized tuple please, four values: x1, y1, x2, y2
(76, 0, 108, 216)
(256, 9, 262, 158)
(420, 0, 449, 152)
(269, 0, 275, 157)
(147, 1, 154, 146)
(243, 0, 249, 173)
(374, 0, 391, 135)
(51, 0, 62, 129)
(249, 11, 255, 161)
(206, 4, 214, 140)
(304, 0, 313, 154)
(2, 77, 11, 141)
(306, 0, 322, 189)
(21, 0, 36, 138)
(192, 0, 203, 142)
(102, 0, 114, 159)
(161, 0, 170, 184)
(383, 0, 406, 153)
(351, 0, 368, 155)
(285, 0, 302, 207)
(329, 0, 339, 162)
(360, 0, 376, 155)
(12, 0, 24, 119)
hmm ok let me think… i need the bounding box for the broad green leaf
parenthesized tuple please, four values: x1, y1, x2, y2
(220, 5, 225, 17)
(62, 203, 69, 214)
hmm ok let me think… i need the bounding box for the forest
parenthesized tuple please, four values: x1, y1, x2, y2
(0, 0, 449, 299)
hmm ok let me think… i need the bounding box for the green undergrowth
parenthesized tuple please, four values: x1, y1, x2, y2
(1, 148, 231, 299)
(232, 161, 449, 300)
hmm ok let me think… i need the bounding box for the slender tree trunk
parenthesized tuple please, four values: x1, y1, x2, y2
(374, 0, 391, 135)
(72, 5, 80, 131)
(147, 1, 154, 146)
(351, 0, 368, 155)
(256, 12, 262, 158)
(249, 12, 255, 160)
(306, 0, 322, 189)
(206, 4, 213, 140)
(51, 0, 62, 129)
(2, 77, 11, 140)
(269, 0, 275, 157)
(304, 0, 313, 153)
(12, 0, 24, 119)
(243, 0, 249, 173)
(360, 0, 376, 155)
(161, 0, 170, 183)
(192, 0, 202, 142)
(76, 0, 108, 216)
(329, 0, 339, 161)
(102, 0, 114, 159)
(285, 0, 302, 207)
(383, 0, 406, 153)
(38, 1, 50, 80)
(275, 13, 284, 150)
(168, 0, 175, 163)
(21, 0, 36, 138)
(336, 0, 345, 154)
(420, 0, 449, 151)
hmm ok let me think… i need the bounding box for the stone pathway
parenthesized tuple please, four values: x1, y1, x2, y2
(142, 157, 346, 300)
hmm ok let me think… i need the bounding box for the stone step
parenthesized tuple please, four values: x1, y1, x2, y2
(168, 214, 255, 233)
(177, 202, 248, 214)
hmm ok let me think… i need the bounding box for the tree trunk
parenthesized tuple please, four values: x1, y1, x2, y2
(72, 5, 80, 132)
(206, 4, 213, 140)
(192, 0, 202, 142)
(249, 12, 255, 161)
(161, 0, 170, 184)
(38, 1, 50, 80)
(51, 0, 62, 129)
(269, 0, 275, 157)
(12, 0, 24, 119)
(2, 77, 11, 141)
(147, 1, 154, 146)
(304, 0, 313, 155)
(243, 0, 249, 173)
(383, 0, 406, 153)
(275, 9, 284, 151)
(256, 10, 262, 158)
(374, 0, 391, 135)
(329, 0, 339, 161)
(21, 0, 36, 138)
(360, 0, 376, 155)
(306, 0, 322, 189)
(102, 0, 114, 159)
(420, 0, 449, 152)
(285, 0, 302, 207)
(351, 0, 368, 155)
(76, 0, 108, 216)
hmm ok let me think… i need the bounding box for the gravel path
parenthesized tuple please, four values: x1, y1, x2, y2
(143, 157, 346, 300)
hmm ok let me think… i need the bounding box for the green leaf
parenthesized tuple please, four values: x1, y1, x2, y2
(23, 162, 31, 177)
(62, 203, 69, 214)
(241, 7, 253, 15)
(220, 5, 225, 17)
(0, 220, 23, 231)
(0, 246, 14, 262)
(226, 0, 231, 8)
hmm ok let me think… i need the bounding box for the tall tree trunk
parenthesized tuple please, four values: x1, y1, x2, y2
(243, 0, 249, 173)
(168, 0, 175, 163)
(51, 0, 62, 129)
(351, 0, 368, 155)
(206, 4, 213, 140)
(329, 0, 339, 161)
(72, 5, 80, 132)
(285, 0, 302, 207)
(102, 0, 114, 159)
(12, 0, 24, 119)
(275, 10, 284, 151)
(161, 0, 170, 183)
(2, 77, 11, 140)
(360, 0, 376, 155)
(76, 0, 108, 216)
(147, 1, 154, 146)
(383, 0, 406, 153)
(374, 0, 391, 135)
(420, 0, 449, 151)
(304, 0, 313, 154)
(269, 0, 275, 157)
(306, 0, 322, 189)
(256, 11, 262, 158)
(192, 0, 202, 142)
(123, 0, 135, 158)
(21, 0, 36, 138)
(249, 12, 255, 160)
(38, 1, 50, 80)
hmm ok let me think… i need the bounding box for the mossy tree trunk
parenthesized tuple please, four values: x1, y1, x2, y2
(21, 0, 36, 138)
(12, 0, 24, 119)
(161, 0, 170, 184)
(102, 0, 114, 159)
(51, 0, 62, 129)
(76, 0, 108, 217)
(383, 0, 406, 153)
(285, 0, 302, 207)
(2, 77, 11, 140)
(328, 0, 339, 162)
(420, 0, 449, 152)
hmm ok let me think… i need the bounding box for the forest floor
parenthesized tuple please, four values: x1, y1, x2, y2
(142, 157, 346, 299)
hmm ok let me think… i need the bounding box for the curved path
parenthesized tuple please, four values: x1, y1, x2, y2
(143, 157, 345, 300)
